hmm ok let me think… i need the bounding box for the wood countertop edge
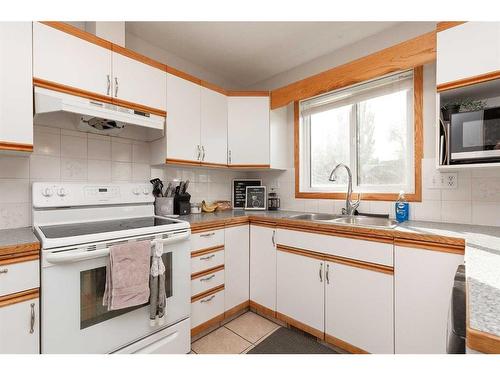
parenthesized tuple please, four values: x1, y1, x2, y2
(0, 241, 41, 260)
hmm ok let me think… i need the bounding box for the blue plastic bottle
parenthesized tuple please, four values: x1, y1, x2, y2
(395, 191, 409, 223)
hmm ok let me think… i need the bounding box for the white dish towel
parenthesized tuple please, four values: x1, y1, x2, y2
(149, 240, 167, 326)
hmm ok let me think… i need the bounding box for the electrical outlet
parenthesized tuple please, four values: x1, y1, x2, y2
(441, 172, 458, 189)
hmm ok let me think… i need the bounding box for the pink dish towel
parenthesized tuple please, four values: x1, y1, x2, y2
(103, 240, 151, 311)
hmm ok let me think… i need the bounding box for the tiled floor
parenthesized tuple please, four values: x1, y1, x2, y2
(191, 311, 281, 354)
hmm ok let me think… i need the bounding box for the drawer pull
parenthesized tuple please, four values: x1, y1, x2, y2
(200, 274, 215, 282)
(200, 295, 215, 303)
(200, 254, 215, 261)
(30, 303, 35, 334)
(0, 268, 8, 274)
(200, 232, 215, 238)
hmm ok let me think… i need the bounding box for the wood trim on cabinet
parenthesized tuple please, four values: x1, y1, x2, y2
(191, 313, 225, 337)
(0, 141, 33, 152)
(270, 31, 436, 109)
(249, 300, 276, 319)
(199, 80, 228, 96)
(111, 44, 167, 72)
(436, 70, 500, 92)
(40, 21, 113, 50)
(325, 333, 369, 354)
(200, 161, 230, 169)
(191, 265, 225, 280)
(191, 245, 224, 258)
(224, 300, 250, 319)
(226, 91, 270, 97)
(227, 164, 271, 169)
(293, 66, 423, 202)
(276, 244, 394, 275)
(436, 21, 466, 33)
(466, 327, 500, 354)
(0, 242, 40, 259)
(249, 220, 277, 229)
(165, 158, 201, 167)
(394, 238, 465, 255)
(166, 65, 202, 86)
(276, 311, 325, 340)
(0, 253, 39, 266)
(224, 218, 250, 228)
(191, 285, 225, 303)
(0, 288, 39, 308)
(191, 223, 226, 234)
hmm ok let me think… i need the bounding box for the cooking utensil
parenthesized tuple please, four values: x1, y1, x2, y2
(182, 180, 190, 194)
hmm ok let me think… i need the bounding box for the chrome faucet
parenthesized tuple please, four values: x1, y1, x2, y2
(329, 163, 360, 216)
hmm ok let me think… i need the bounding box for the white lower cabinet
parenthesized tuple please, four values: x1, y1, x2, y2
(276, 250, 324, 336)
(395, 245, 463, 354)
(0, 297, 39, 354)
(250, 225, 276, 312)
(325, 262, 394, 353)
(224, 225, 249, 312)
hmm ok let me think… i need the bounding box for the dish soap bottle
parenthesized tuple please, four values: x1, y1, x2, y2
(395, 191, 409, 223)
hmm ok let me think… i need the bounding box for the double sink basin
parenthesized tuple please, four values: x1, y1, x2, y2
(287, 213, 398, 229)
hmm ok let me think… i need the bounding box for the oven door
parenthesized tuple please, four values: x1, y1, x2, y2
(41, 231, 190, 354)
(450, 107, 500, 163)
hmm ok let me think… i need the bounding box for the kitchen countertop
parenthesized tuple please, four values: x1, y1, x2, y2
(0, 227, 40, 258)
(180, 209, 500, 343)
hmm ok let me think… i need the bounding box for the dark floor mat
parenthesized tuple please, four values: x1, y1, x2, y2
(247, 327, 338, 354)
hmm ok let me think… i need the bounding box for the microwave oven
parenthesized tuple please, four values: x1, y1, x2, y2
(450, 106, 500, 164)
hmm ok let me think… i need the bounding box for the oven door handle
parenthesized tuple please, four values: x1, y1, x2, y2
(45, 232, 190, 264)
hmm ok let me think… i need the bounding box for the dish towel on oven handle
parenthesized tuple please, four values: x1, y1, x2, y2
(150, 240, 167, 327)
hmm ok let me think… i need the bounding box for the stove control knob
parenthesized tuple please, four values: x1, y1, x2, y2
(57, 188, 67, 197)
(132, 188, 141, 195)
(42, 187, 53, 197)
(142, 188, 150, 195)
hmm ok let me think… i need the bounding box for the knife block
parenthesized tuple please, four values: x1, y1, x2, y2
(174, 193, 191, 215)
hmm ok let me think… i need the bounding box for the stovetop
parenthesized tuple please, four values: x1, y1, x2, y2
(38, 216, 180, 239)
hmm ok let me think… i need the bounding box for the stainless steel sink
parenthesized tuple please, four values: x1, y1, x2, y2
(287, 213, 340, 221)
(332, 216, 398, 229)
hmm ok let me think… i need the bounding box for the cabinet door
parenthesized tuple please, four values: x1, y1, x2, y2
(201, 87, 227, 165)
(437, 22, 500, 85)
(395, 246, 463, 354)
(33, 22, 112, 96)
(112, 52, 166, 112)
(166, 73, 201, 162)
(228, 96, 270, 166)
(276, 250, 324, 337)
(0, 22, 33, 148)
(325, 262, 394, 354)
(224, 225, 249, 312)
(0, 298, 39, 354)
(249, 225, 276, 312)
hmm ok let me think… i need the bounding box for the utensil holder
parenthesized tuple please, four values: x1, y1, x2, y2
(155, 197, 174, 216)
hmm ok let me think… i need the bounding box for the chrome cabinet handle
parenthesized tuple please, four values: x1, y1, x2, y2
(106, 74, 111, 95)
(200, 274, 215, 282)
(272, 230, 276, 247)
(29, 303, 35, 334)
(114, 77, 119, 97)
(228, 150, 232, 164)
(0, 268, 8, 274)
(201, 145, 205, 161)
(201, 295, 215, 303)
(326, 264, 330, 284)
(200, 232, 215, 237)
(319, 262, 323, 282)
(197, 145, 201, 160)
(200, 254, 215, 261)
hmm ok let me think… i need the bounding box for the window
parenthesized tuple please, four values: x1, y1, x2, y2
(298, 69, 421, 200)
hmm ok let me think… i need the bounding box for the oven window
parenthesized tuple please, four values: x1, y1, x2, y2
(80, 253, 173, 330)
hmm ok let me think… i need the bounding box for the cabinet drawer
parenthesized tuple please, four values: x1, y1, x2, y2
(0, 260, 39, 297)
(191, 229, 224, 252)
(191, 249, 224, 274)
(277, 229, 393, 266)
(192, 269, 225, 297)
(191, 289, 224, 329)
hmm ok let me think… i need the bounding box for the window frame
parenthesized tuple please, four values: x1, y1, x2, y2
(294, 66, 423, 202)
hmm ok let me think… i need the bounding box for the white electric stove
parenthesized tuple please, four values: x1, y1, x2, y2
(32, 182, 191, 354)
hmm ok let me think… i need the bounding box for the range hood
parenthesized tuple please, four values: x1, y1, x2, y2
(34, 87, 165, 141)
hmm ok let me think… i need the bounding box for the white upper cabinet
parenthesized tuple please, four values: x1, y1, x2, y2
(0, 22, 33, 149)
(437, 22, 500, 85)
(111, 52, 166, 111)
(325, 262, 394, 354)
(201, 87, 228, 165)
(33, 22, 112, 96)
(228, 96, 270, 166)
(166, 73, 201, 162)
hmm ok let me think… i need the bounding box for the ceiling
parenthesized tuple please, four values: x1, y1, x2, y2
(125, 22, 400, 88)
